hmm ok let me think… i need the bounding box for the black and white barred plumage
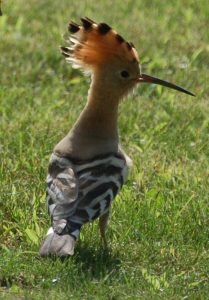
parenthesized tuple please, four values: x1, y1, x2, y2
(45, 152, 130, 240)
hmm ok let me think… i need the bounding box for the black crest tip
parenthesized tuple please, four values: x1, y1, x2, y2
(81, 17, 93, 30)
(68, 22, 80, 33)
(116, 34, 125, 43)
(98, 23, 111, 34)
(126, 42, 132, 51)
(60, 46, 73, 57)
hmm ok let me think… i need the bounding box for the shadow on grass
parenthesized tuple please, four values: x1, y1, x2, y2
(45, 242, 123, 280)
(74, 243, 122, 280)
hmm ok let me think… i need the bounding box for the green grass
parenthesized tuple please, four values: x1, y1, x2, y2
(0, 0, 208, 299)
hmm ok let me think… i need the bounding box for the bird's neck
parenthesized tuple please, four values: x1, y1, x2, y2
(54, 75, 120, 159)
(73, 78, 119, 140)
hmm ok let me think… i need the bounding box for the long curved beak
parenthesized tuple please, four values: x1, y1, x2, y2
(138, 73, 195, 96)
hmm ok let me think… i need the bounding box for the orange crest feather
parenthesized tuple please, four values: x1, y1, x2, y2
(61, 17, 139, 70)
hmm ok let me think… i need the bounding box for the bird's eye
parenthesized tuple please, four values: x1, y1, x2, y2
(120, 70, 130, 78)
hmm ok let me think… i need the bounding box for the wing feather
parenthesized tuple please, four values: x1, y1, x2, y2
(47, 157, 79, 222)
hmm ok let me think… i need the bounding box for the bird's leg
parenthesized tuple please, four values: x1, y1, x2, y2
(99, 210, 110, 248)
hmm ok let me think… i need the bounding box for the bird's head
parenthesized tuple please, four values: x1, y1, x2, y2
(61, 17, 194, 99)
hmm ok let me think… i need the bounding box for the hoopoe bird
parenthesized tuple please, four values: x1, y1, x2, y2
(39, 17, 194, 257)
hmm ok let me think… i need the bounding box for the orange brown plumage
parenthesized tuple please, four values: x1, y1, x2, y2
(61, 17, 139, 70)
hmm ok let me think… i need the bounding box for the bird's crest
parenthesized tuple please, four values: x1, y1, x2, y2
(61, 17, 139, 70)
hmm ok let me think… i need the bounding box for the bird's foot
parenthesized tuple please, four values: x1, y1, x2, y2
(39, 228, 76, 257)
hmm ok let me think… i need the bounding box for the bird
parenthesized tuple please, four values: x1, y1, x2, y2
(39, 17, 194, 257)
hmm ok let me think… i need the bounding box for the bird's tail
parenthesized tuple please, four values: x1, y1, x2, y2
(39, 228, 76, 257)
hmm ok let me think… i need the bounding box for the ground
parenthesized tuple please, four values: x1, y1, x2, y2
(0, 0, 208, 299)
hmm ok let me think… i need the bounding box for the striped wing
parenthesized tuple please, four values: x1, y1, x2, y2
(46, 154, 79, 221)
(70, 154, 128, 224)
(46, 152, 128, 234)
